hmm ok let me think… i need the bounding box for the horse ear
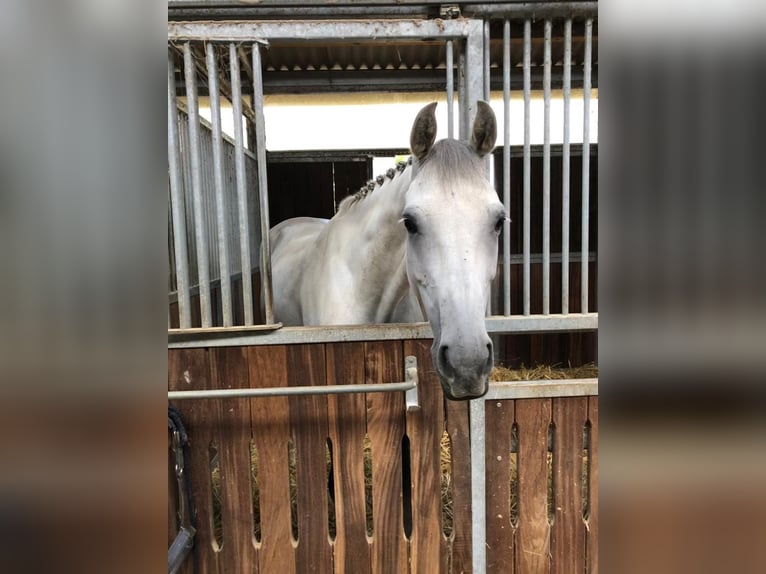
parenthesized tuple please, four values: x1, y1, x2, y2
(470, 100, 497, 157)
(410, 102, 438, 160)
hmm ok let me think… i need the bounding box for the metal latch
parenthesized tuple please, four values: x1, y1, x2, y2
(405, 355, 420, 411)
(440, 5, 461, 19)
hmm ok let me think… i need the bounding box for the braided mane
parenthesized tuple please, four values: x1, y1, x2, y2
(335, 156, 412, 215)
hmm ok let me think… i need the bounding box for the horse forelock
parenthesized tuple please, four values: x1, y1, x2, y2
(416, 139, 485, 191)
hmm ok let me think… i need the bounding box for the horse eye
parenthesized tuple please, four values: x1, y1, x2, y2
(494, 216, 505, 233)
(403, 217, 418, 234)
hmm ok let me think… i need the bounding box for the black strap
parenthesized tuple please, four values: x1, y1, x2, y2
(168, 406, 196, 574)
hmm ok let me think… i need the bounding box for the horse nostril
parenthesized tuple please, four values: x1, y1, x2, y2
(439, 345, 455, 379)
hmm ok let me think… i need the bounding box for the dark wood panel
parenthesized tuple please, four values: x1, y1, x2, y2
(403, 339, 448, 573)
(248, 346, 297, 574)
(364, 340, 409, 574)
(445, 394, 473, 573)
(287, 344, 333, 574)
(326, 342, 371, 574)
(485, 399, 516, 574)
(515, 399, 552, 574)
(587, 397, 599, 574)
(168, 348, 221, 573)
(210, 347, 257, 573)
(550, 397, 588, 574)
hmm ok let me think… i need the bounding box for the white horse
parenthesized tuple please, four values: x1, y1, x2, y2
(269, 102, 503, 400)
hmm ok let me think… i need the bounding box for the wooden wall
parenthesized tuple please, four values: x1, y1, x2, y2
(168, 341, 598, 573)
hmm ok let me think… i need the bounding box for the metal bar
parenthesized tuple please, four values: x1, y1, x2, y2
(170, 3, 598, 20)
(522, 19, 531, 316)
(581, 19, 592, 314)
(542, 19, 552, 315)
(562, 19, 572, 314)
(169, 20, 473, 42)
(230, 43, 255, 325)
(458, 40, 468, 140)
(502, 19, 511, 316)
(405, 355, 421, 411)
(252, 43, 275, 325)
(463, 2, 598, 18)
(169, 381, 416, 401)
(483, 19, 491, 101)
(183, 42, 213, 328)
(485, 378, 598, 400)
(206, 43, 233, 327)
(470, 398, 487, 574)
(465, 20, 485, 131)
(446, 40, 454, 139)
(168, 313, 598, 349)
(177, 42, 258, 130)
(168, 53, 192, 329)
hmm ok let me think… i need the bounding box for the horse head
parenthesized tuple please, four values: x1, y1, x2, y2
(404, 102, 503, 400)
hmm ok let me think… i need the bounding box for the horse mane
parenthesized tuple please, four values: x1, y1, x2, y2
(335, 156, 412, 215)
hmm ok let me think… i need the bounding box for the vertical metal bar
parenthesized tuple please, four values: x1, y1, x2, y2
(542, 20, 552, 315)
(230, 43, 255, 325)
(483, 19, 491, 101)
(562, 19, 572, 314)
(502, 19, 511, 316)
(446, 40, 454, 139)
(252, 43, 275, 325)
(183, 42, 213, 328)
(206, 43, 234, 327)
(581, 19, 592, 314)
(470, 399, 487, 574)
(168, 52, 192, 329)
(522, 19, 531, 316)
(458, 41, 468, 140)
(465, 20, 485, 131)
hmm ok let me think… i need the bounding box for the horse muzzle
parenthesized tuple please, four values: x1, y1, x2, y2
(432, 337, 493, 400)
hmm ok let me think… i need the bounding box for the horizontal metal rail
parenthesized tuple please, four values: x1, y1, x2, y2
(168, 19, 480, 43)
(168, 313, 598, 348)
(168, 381, 415, 400)
(485, 377, 597, 400)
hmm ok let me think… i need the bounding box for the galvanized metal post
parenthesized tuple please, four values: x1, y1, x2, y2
(168, 52, 192, 329)
(229, 43, 255, 325)
(542, 20, 552, 315)
(465, 20, 485, 131)
(458, 42, 468, 141)
(581, 19, 592, 314)
(562, 19, 572, 314)
(502, 19, 511, 316)
(206, 43, 234, 327)
(252, 43, 275, 325)
(470, 398, 487, 574)
(522, 20, 531, 316)
(183, 42, 213, 328)
(446, 40, 455, 139)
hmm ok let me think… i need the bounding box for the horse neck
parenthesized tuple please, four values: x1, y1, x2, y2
(328, 168, 414, 320)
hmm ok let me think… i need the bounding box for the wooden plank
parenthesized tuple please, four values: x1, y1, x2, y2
(326, 342, 372, 574)
(586, 397, 598, 574)
(248, 345, 296, 574)
(445, 394, 473, 573)
(550, 397, 588, 574)
(404, 339, 448, 574)
(168, 348, 220, 573)
(485, 399, 515, 574)
(515, 398, 552, 574)
(210, 347, 257, 573)
(364, 340, 408, 574)
(288, 344, 333, 574)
